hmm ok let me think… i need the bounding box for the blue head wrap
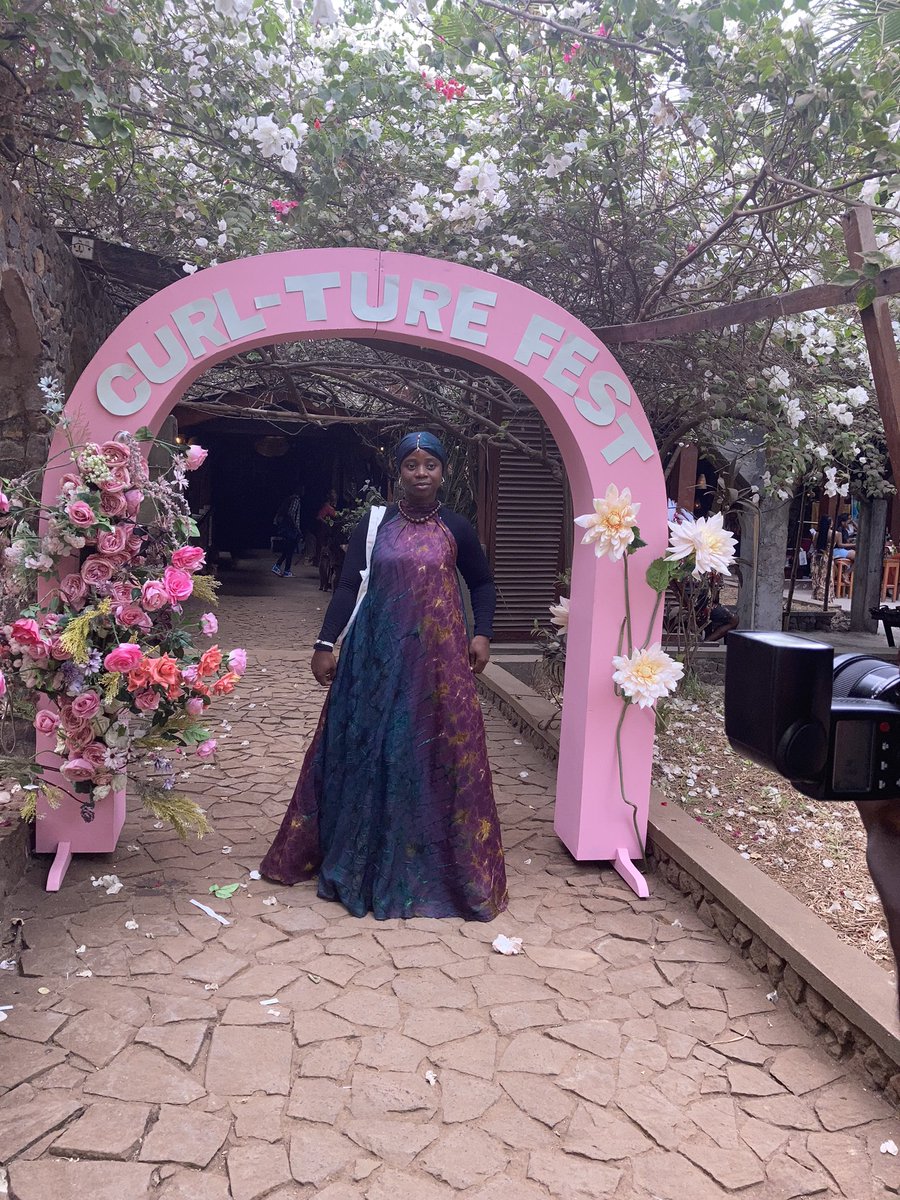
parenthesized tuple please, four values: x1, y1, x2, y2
(394, 431, 447, 469)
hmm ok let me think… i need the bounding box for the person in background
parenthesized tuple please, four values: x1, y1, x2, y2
(272, 489, 304, 578)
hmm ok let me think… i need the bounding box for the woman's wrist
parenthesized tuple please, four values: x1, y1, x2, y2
(313, 640, 334, 653)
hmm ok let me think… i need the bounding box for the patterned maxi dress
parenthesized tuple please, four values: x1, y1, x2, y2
(260, 513, 508, 922)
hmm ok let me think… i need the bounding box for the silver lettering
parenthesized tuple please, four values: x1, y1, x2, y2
(350, 271, 400, 322)
(97, 363, 152, 416)
(544, 335, 597, 396)
(601, 413, 655, 463)
(513, 314, 564, 366)
(171, 298, 227, 359)
(450, 286, 497, 345)
(284, 272, 341, 321)
(215, 288, 267, 339)
(404, 279, 452, 331)
(127, 327, 188, 385)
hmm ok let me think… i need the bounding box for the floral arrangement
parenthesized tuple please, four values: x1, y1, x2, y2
(574, 484, 737, 855)
(0, 380, 246, 836)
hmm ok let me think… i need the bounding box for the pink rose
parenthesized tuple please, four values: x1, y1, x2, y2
(196, 738, 217, 759)
(141, 579, 169, 612)
(66, 501, 97, 528)
(0, 671, 7, 698)
(124, 489, 144, 517)
(59, 573, 89, 610)
(126, 533, 144, 556)
(81, 555, 115, 587)
(99, 491, 127, 518)
(227, 648, 247, 676)
(35, 709, 60, 735)
(71, 691, 101, 720)
(96, 525, 130, 557)
(98, 465, 131, 494)
(25, 640, 50, 666)
(65, 724, 94, 752)
(82, 741, 110, 770)
(60, 756, 95, 783)
(11, 618, 41, 647)
(134, 689, 160, 712)
(181, 664, 198, 685)
(49, 635, 72, 661)
(59, 473, 82, 495)
(185, 445, 208, 471)
(200, 612, 218, 636)
(100, 440, 130, 467)
(185, 696, 205, 716)
(109, 583, 135, 606)
(104, 643, 144, 673)
(115, 604, 152, 633)
(171, 546, 206, 573)
(163, 566, 193, 603)
(0, 491, 9, 514)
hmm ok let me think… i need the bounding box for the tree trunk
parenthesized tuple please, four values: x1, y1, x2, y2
(850, 497, 888, 633)
(739, 495, 790, 631)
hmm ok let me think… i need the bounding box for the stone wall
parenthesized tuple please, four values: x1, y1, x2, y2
(0, 170, 119, 479)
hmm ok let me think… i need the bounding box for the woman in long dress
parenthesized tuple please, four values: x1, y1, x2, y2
(260, 432, 508, 922)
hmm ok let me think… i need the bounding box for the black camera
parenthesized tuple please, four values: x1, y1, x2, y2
(724, 631, 900, 801)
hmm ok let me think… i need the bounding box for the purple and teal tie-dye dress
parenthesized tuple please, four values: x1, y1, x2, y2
(260, 513, 508, 921)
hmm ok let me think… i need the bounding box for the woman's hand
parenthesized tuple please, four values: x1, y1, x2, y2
(469, 636, 490, 675)
(311, 649, 337, 686)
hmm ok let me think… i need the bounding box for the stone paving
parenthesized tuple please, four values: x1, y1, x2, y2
(1, 563, 899, 1199)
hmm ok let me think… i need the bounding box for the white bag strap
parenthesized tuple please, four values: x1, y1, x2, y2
(339, 505, 386, 641)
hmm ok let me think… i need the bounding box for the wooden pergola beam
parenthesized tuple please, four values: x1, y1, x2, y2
(596, 265, 900, 344)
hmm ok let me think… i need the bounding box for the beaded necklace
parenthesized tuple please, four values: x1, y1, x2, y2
(398, 498, 441, 525)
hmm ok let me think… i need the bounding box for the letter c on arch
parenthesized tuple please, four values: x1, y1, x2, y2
(97, 363, 152, 416)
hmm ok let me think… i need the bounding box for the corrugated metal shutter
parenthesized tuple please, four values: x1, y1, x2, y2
(491, 415, 566, 641)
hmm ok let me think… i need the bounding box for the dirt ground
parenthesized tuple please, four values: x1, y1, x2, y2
(653, 687, 894, 974)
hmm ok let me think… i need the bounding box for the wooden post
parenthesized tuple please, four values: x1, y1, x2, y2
(670, 442, 699, 515)
(843, 207, 900, 486)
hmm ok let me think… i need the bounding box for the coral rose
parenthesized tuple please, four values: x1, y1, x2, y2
(60, 756, 95, 783)
(212, 671, 240, 696)
(197, 646, 223, 678)
(34, 709, 60, 735)
(66, 501, 97, 528)
(147, 655, 180, 690)
(104, 643, 143, 673)
(71, 691, 101, 720)
(163, 566, 193, 603)
(171, 546, 206, 573)
(141, 580, 169, 612)
(81, 555, 115, 587)
(185, 445, 208, 470)
(127, 663, 151, 691)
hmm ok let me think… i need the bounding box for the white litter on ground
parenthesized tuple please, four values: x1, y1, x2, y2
(189, 898, 231, 926)
(91, 874, 124, 895)
(492, 934, 523, 955)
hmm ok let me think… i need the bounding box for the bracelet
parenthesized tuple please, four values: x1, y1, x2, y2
(313, 640, 334, 652)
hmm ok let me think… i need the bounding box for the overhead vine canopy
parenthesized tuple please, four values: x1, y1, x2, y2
(1, 0, 898, 495)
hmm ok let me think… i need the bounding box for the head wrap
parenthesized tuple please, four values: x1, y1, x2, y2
(394, 431, 447, 469)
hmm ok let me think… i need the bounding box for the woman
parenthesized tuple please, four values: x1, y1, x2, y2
(260, 431, 508, 922)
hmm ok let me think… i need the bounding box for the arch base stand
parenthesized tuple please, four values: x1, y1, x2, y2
(46, 842, 72, 893)
(614, 847, 649, 898)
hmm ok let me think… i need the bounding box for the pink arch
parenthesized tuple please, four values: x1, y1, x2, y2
(41, 248, 666, 894)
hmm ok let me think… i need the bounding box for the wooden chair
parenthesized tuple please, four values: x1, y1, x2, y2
(833, 559, 853, 599)
(881, 555, 900, 602)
